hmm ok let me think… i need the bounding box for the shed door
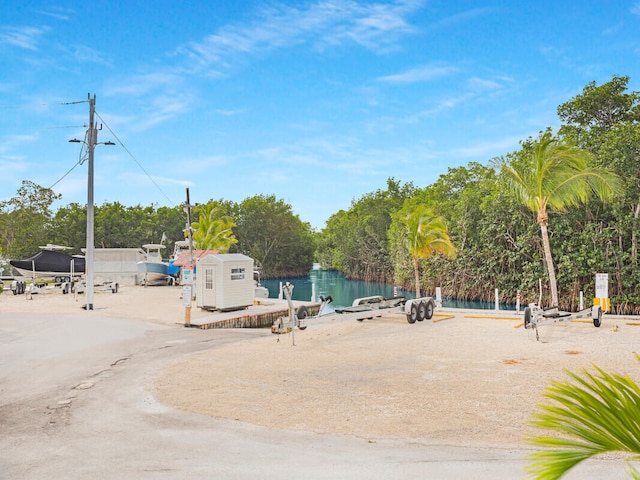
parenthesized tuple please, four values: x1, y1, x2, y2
(203, 266, 216, 307)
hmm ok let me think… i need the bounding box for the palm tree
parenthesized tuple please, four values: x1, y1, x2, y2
(191, 205, 237, 253)
(526, 360, 640, 479)
(497, 131, 619, 307)
(403, 205, 456, 298)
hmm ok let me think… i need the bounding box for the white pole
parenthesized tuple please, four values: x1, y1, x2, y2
(495, 288, 499, 311)
(311, 282, 316, 302)
(435, 287, 442, 307)
(579, 291, 584, 310)
(278, 281, 283, 300)
(516, 290, 521, 314)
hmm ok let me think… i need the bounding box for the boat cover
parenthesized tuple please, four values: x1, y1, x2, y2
(10, 249, 85, 274)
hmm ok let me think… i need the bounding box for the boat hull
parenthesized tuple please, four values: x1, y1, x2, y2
(137, 261, 169, 284)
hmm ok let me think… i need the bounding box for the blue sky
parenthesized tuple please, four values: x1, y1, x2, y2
(1, 1, 639, 230)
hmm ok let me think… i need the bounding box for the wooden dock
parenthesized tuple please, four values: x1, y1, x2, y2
(188, 298, 321, 329)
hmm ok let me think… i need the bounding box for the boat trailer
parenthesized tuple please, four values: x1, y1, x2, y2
(523, 303, 603, 341)
(271, 282, 438, 336)
(335, 295, 437, 324)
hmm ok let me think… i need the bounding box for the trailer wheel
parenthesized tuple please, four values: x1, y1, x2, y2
(297, 305, 308, 330)
(424, 301, 434, 320)
(594, 307, 602, 328)
(416, 301, 427, 321)
(524, 307, 531, 328)
(407, 303, 418, 324)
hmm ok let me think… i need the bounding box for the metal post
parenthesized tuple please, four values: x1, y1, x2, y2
(85, 93, 96, 310)
(495, 288, 499, 311)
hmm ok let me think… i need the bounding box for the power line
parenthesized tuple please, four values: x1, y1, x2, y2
(49, 131, 88, 189)
(94, 110, 175, 207)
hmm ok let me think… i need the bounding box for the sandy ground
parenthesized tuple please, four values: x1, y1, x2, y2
(156, 307, 640, 447)
(4, 284, 640, 449)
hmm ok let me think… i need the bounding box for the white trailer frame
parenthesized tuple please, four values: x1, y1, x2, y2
(523, 303, 603, 341)
(335, 295, 437, 324)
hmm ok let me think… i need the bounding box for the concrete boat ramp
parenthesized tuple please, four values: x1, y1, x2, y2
(187, 298, 321, 329)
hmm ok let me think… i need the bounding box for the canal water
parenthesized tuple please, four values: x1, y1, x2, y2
(261, 269, 515, 311)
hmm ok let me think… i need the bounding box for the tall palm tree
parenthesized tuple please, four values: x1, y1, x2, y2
(526, 360, 640, 479)
(497, 131, 619, 307)
(192, 206, 237, 253)
(403, 206, 456, 298)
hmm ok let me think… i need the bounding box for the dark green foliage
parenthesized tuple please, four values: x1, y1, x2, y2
(0, 181, 61, 259)
(316, 178, 416, 282)
(230, 194, 314, 277)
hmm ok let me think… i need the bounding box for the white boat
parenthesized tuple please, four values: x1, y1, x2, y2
(167, 240, 195, 281)
(253, 270, 269, 298)
(137, 244, 170, 285)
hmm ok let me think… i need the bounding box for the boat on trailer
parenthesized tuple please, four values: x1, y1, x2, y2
(9, 244, 85, 282)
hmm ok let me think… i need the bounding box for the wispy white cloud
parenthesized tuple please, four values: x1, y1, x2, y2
(67, 45, 112, 66)
(135, 95, 192, 130)
(377, 64, 457, 84)
(215, 108, 247, 116)
(446, 135, 524, 158)
(0, 133, 38, 153)
(148, 175, 194, 187)
(396, 92, 475, 125)
(36, 6, 74, 22)
(0, 25, 49, 50)
(106, 72, 183, 96)
(177, 0, 423, 74)
(432, 7, 493, 28)
(466, 77, 504, 92)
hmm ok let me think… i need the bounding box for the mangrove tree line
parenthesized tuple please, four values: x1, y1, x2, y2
(318, 75, 640, 313)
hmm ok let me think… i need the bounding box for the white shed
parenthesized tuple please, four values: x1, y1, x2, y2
(195, 253, 254, 311)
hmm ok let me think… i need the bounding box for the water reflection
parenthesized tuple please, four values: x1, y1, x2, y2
(261, 270, 515, 310)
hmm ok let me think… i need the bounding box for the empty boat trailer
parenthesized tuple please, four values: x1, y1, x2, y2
(336, 295, 437, 323)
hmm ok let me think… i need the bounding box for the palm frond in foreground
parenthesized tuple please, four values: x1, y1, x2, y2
(525, 360, 640, 479)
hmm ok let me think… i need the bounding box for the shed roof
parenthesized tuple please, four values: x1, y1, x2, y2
(197, 253, 253, 263)
(172, 250, 219, 267)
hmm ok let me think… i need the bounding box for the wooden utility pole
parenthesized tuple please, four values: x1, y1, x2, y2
(183, 188, 196, 326)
